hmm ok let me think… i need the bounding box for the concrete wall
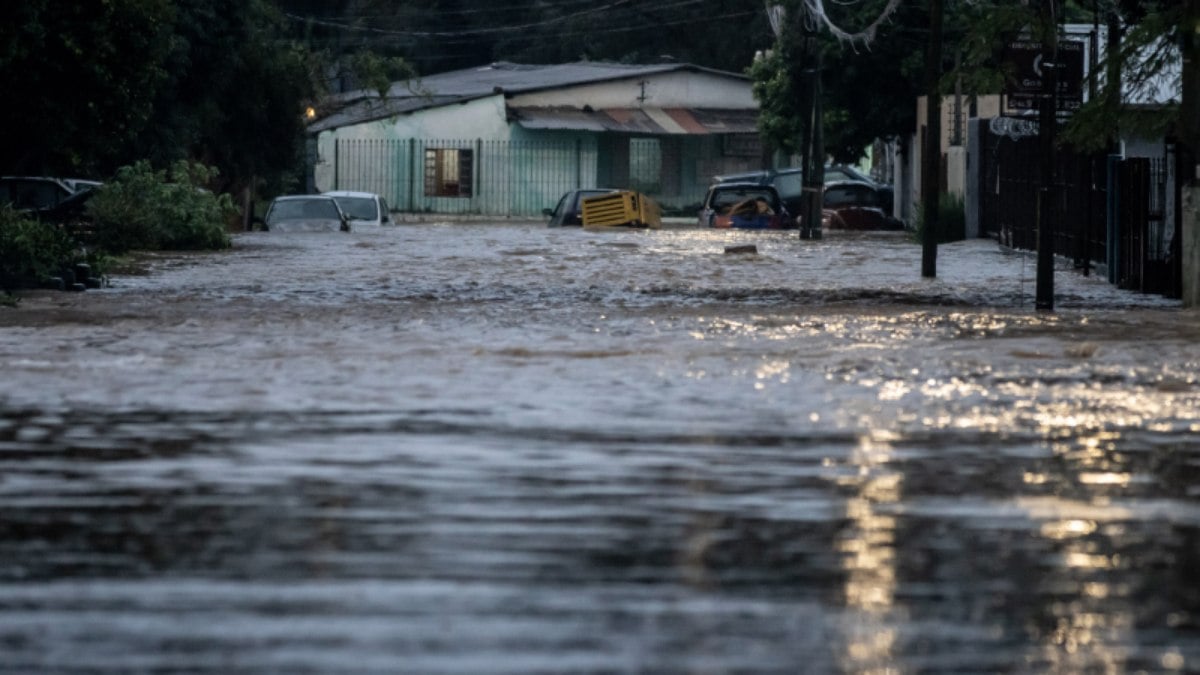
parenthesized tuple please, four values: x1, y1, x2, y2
(1186, 186, 1200, 307)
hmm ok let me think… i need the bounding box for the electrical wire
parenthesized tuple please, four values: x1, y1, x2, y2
(283, 0, 716, 38)
(285, 0, 656, 38)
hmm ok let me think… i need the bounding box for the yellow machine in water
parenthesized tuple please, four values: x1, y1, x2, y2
(580, 191, 662, 229)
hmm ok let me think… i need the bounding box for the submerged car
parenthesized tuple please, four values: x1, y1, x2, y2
(324, 190, 390, 227)
(824, 164, 894, 213)
(698, 183, 793, 229)
(713, 167, 804, 218)
(0, 176, 77, 211)
(30, 187, 97, 234)
(821, 180, 905, 231)
(544, 188, 618, 227)
(716, 164, 895, 215)
(261, 195, 350, 233)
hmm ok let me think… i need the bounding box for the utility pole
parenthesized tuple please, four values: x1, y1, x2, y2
(921, 0, 943, 277)
(1035, 0, 1059, 311)
(798, 7, 824, 240)
(1182, 0, 1200, 308)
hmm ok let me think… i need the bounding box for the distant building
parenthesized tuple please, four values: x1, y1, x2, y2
(898, 23, 1181, 234)
(306, 61, 764, 216)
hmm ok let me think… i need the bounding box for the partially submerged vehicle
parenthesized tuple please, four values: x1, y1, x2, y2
(323, 190, 390, 227)
(544, 188, 618, 227)
(260, 195, 350, 233)
(716, 164, 895, 215)
(698, 183, 794, 229)
(580, 190, 661, 229)
(821, 181, 905, 231)
(713, 167, 804, 218)
(0, 176, 98, 211)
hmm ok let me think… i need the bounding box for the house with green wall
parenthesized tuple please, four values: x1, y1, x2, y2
(306, 61, 764, 217)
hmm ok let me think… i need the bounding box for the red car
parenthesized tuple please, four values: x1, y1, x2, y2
(698, 183, 795, 229)
(821, 180, 905, 231)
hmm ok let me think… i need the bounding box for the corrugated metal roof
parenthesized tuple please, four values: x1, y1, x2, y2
(510, 107, 759, 135)
(309, 61, 751, 133)
(307, 95, 464, 133)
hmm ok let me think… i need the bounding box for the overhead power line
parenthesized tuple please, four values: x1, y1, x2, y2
(298, 8, 762, 50)
(284, 0, 650, 38)
(296, 0, 602, 20)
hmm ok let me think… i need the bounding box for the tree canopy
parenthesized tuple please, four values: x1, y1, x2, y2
(1, 0, 1184, 193)
(0, 0, 317, 194)
(750, 0, 1185, 163)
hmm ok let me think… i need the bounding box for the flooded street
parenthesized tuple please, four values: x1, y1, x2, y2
(2, 223, 1199, 673)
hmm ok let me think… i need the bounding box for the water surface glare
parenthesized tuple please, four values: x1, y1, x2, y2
(1, 224, 1198, 673)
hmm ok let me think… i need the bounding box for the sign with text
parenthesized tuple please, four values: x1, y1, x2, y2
(1003, 39, 1085, 115)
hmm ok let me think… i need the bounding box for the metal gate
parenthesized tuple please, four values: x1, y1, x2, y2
(978, 120, 1180, 299)
(1113, 155, 1179, 297)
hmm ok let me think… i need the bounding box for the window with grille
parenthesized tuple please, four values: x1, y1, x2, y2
(424, 148, 474, 197)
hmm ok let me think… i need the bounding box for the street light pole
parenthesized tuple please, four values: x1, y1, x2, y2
(921, 0, 943, 277)
(1035, 0, 1059, 311)
(798, 9, 824, 240)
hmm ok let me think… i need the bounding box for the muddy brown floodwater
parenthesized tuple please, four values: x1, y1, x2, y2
(1, 223, 1199, 674)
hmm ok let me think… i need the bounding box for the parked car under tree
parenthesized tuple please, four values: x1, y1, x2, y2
(821, 180, 905, 231)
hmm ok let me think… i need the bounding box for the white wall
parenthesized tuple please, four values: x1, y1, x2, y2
(314, 96, 510, 193)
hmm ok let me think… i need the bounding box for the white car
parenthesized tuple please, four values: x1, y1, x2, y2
(323, 190, 391, 228)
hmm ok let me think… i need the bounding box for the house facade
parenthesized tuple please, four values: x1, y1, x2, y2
(307, 61, 765, 216)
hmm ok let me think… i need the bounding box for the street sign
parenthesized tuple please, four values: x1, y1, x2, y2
(1003, 39, 1085, 115)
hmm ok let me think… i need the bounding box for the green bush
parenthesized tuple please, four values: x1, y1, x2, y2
(0, 206, 80, 293)
(914, 192, 966, 244)
(88, 160, 235, 253)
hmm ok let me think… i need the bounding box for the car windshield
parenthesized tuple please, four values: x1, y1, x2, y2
(709, 187, 779, 211)
(824, 184, 876, 207)
(331, 196, 378, 221)
(266, 198, 340, 225)
(0, 179, 69, 210)
(772, 173, 803, 199)
(825, 166, 873, 184)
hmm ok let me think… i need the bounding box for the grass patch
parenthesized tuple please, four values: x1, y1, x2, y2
(914, 192, 966, 244)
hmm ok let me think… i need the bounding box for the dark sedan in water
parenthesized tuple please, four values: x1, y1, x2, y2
(544, 188, 618, 227)
(821, 180, 905, 231)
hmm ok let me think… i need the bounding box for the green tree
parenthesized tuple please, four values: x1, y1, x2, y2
(87, 160, 235, 253)
(0, 1, 319, 198)
(0, 0, 175, 175)
(955, 0, 1185, 153)
(820, 1, 931, 163)
(750, 0, 933, 165)
(141, 0, 319, 196)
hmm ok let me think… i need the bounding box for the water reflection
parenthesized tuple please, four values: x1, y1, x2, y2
(1018, 418, 1192, 673)
(833, 433, 902, 674)
(1, 226, 1198, 672)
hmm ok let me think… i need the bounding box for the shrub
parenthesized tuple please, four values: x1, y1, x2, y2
(88, 160, 235, 254)
(0, 205, 80, 293)
(914, 192, 966, 244)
